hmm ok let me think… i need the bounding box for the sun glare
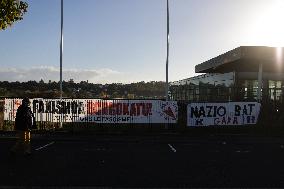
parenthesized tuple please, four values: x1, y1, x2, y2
(276, 47, 283, 68)
(249, 0, 284, 47)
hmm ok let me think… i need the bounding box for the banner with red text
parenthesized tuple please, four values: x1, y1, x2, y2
(4, 99, 178, 123)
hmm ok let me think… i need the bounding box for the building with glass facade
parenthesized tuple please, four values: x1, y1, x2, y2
(170, 46, 284, 103)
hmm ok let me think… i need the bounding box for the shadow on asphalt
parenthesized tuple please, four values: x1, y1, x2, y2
(0, 133, 284, 187)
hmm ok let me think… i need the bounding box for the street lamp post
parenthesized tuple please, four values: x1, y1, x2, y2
(60, 0, 63, 100)
(60, 0, 63, 128)
(165, 0, 170, 101)
(165, 0, 170, 130)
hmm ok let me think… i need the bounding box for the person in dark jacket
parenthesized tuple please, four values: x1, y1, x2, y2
(10, 97, 34, 155)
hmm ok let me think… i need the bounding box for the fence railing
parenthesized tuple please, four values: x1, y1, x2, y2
(1, 98, 284, 131)
(0, 100, 4, 131)
(170, 86, 284, 103)
(2, 98, 178, 131)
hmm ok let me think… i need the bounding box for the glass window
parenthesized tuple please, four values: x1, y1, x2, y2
(269, 80, 282, 101)
(169, 72, 235, 101)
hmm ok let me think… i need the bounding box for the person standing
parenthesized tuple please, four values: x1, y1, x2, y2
(10, 97, 35, 155)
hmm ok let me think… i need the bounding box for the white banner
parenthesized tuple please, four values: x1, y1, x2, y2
(4, 99, 178, 124)
(187, 102, 261, 126)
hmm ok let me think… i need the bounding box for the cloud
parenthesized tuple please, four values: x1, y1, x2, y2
(0, 66, 129, 83)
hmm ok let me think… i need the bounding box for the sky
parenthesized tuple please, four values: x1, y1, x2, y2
(1, 0, 284, 84)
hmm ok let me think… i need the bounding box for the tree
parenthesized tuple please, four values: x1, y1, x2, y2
(0, 0, 28, 30)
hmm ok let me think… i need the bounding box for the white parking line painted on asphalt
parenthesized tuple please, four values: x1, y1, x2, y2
(84, 148, 107, 152)
(168, 144, 177, 153)
(235, 150, 250, 153)
(35, 141, 55, 151)
(182, 143, 197, 146)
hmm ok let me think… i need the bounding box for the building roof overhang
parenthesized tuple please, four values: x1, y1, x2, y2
(195, 46, 284, 73)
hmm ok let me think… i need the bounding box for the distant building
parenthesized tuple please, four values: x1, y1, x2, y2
(170, 46, 284, 103)
(127, 94, 135, 99)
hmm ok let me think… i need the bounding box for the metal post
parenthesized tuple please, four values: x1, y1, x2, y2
(165, 0, 169, 101)
(165, 0, 170, 130)
(257, 63, 263, 102)
(60, 0, 63, 128)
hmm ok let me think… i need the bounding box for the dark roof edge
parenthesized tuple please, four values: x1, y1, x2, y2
(195, 46, 242, 73)
(195, 46, 283, 73)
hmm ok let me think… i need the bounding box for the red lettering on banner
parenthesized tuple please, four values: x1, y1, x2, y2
(142, 103, 146, 116)
(140, 103, 152, 116)
(130, 103, 137, 116)
(96, 101, 101, 115)
(116, 103, 122, 115)
(87, 101, 100, 115)
(108, 102, 114, 115)
(102, 101, 108, 115)
(87, 102, 91, 114)
(87, 101, 92, 114)
(83, 101, 153, 117)
(123, 103, 129, 115)
(145, 103, 152, 116)
(136, 103, 143, 116)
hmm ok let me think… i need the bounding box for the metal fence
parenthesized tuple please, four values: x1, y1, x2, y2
(170, 86, 284, 104)
(0, 100, 4, 131)
(1, 98, 178, 131)
(1, 97, 284, 132)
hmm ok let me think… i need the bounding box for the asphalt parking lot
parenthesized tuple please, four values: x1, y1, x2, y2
(1, 133, 284, 188)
